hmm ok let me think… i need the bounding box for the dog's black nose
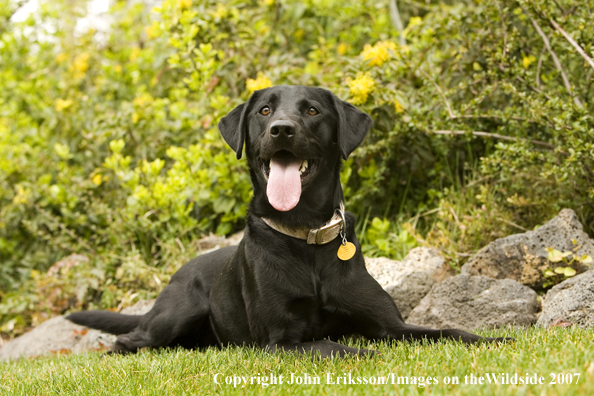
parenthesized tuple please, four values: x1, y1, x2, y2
(269, 120, 295, 138)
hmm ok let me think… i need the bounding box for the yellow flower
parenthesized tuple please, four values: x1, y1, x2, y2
(12, 185, 29, 204)
(133, 93, 154, 107)
(74, 53, 90, 72)
(214, 5, 228, 19)
(55, 98, 73, 112)
(178, 0, 192, 10)
(92, 174, 102, 186)
(347, 72, 375, 105)
(129, 47, 140, 62)
(145, 25, 155, 39)
(337, 42, 349, 55)
(254, 20, 270, 35)
(246, 72, 273, 92)
(145, 21, 160, 39)
(522, 55, 536, 68)
(259, 24, 270, 35)
(293, 28, 305, 42)
(394, 99, 404, 114)
(408, 16, 422, 27)
(360, 41, 396, 67)
(56, 53, 68, 63)
(71, 53, 90, 79)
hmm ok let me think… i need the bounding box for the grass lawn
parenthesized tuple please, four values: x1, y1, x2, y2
(1, 327, 593, 395)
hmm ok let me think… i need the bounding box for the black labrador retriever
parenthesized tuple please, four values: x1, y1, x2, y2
(68, 85, 503, 357)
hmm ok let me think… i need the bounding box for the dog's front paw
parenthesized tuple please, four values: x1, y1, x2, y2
(104, 340, 136, 356)
(102, 348, 131, 357)
(356, 347, 379, 357)
(484, 336, 515, 343)
(327, 346, 378, 359)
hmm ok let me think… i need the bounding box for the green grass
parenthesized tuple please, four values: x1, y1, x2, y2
(1, 328, 593, 395)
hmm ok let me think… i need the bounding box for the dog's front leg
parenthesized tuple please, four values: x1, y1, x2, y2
(334, 270, 509, 344)
(265, 340, 374, 359)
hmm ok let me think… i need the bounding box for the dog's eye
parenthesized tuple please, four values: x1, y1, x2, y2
(259, 106, 271, 116)
(307, 106, 319, 116)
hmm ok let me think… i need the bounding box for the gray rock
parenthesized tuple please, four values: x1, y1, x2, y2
(407, 275, 540, 331)
(461, 209, 594, 289)
(195, 230, 244, 253)
(365, 247, 453, 319)
(120, 299, 155, 315)
(537, 270, 594, 328)
(0, 317, 109, 362)
(0, 299, 154, 361)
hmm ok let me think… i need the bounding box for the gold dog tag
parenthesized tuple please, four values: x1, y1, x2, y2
(337, 242, 356, 261)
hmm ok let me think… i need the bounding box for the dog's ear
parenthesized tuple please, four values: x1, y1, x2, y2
(218, 92, 261, 159)
(218, 102, 248, 160)
(332, 96, 373, 159)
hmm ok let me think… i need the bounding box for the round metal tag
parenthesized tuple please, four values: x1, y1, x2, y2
(337, 242, 356, 261)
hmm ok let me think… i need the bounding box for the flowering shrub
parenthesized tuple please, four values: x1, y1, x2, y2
(246, 72, 273, 93)
(347, 72, 376, 105)
(360, 41, 396, 67)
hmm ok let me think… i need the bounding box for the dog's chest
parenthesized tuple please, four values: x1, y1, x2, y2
(249, 258, 348, 343)
(220, 230, 363, 344)
(253, 242, 349, 310)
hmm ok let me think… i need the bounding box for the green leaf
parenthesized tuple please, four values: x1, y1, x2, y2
(543, 269, 556, 277)
(54, 143, 73, 160)
(216, 222, 232, 236)
(109, 139, 125, 154)
(213, 197, 236, 214)
(548, 249, 564, 262)
(371, 217, 390, 233)
(376, 238, 390, 253)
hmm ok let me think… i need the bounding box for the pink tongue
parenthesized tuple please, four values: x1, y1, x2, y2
(267, 156, 302, 211)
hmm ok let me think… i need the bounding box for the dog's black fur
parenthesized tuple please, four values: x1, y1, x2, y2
(68, 86, 504, 357)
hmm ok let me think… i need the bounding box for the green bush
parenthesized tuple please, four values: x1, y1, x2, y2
(1, 0, 593, 336)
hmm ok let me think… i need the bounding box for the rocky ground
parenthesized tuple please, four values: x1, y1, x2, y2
(1, 209, 593, 361)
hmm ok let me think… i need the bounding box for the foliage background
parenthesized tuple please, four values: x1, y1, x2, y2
(1, 0, 593, 337)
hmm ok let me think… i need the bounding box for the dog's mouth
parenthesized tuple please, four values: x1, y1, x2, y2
(260, 150, 316, 212)
(261, 152, 313, 180)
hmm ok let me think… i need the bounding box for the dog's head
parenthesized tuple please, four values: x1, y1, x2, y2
(219, 86, 372, 223)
